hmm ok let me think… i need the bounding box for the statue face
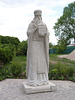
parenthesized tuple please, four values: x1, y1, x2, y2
(35, 15, 42, 20)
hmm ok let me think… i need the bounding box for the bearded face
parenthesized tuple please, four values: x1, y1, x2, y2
(34, 15, 42, 25)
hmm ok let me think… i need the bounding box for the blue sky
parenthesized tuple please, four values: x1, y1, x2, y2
(0, 0, 75, 44)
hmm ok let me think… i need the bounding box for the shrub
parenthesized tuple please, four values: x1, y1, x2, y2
(69, 77, 75, 82)
(49, 62, 74, 80)
(11, 62, 22, 77)
(67, 66, 74, 78)
(0, 35, 20, 48)
(0, 65, 12, 81)
(54, 62, 67, 78)
(17, 40, 27, 56)
(0, 48, 13, 64)
(49, 62, 67, 79)
(50, 68, 58, 79)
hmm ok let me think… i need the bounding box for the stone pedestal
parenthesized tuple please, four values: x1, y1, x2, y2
(22, 81, 56, 94)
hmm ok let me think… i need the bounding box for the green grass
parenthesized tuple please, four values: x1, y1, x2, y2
(11, 56, 27, 70)
(50, 54, 75, 65)
(12, 56, 27, 62)
(50, 54, 75, 71)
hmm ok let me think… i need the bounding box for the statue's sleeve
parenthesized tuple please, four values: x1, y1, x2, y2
(27, 22, 36, 37)
(45, 25, 50, 71)
(45, 25, 50, 39)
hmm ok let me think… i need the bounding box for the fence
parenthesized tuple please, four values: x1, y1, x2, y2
(49, 46, 75, 54)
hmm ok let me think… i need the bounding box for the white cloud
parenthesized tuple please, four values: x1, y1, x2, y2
(0, 0, 75, 44)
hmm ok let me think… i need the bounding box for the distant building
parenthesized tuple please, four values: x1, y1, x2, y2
(67, 41, 75, 47)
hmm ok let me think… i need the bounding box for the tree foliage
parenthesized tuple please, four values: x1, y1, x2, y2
(0, 35, 20, 49)
(0, 35, 20, 64)
(0, 48, 13, 64)
(54, 2, 75, 43)
(17, 40, 27, 56)
(0, 35, 28, 63)
(49, 42, 54, 48)
(55, 38, 70, 54)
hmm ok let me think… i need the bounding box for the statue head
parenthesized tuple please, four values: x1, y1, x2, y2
(34, 10, 42, 16)
(34, 10, 42, 24)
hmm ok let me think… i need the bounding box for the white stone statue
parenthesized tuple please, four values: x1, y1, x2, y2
(22, 10, 56, 93)
(26, 10, 50, 86)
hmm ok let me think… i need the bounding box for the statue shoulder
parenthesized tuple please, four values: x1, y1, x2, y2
(29, 20, 34, 25)
(43, 22, 46, 25)
(28, 20, 34, 29)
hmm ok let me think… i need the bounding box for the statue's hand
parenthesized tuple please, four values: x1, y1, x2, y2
(34, 24, 38, 31)
(34, 27, 38, 31)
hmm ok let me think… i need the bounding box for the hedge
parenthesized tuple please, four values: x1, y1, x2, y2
(0, 48, 13, 64)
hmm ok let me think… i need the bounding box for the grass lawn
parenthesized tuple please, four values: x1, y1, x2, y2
(50, 54, 75, 68)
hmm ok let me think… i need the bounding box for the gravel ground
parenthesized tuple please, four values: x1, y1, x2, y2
(58, 50, 75, 61)
(0, 79, 75, 100)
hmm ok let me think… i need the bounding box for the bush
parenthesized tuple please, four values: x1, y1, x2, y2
(50, 68, 58, 79)
(0, 48, 13, 64)
(0, 61, 3, 68)
(67, 66, 74, 78)
(55, 62, 67, 77)
(11, 62, 22, 77)
(49, 62, 74, 80)
(17, 40, 27, 56)
(0, 35, 20, 48)
(0, 65, 12, 81)
(69, 77, 75, 81)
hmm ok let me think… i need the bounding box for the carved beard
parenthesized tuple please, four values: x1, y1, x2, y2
(34, 17, 42, 25)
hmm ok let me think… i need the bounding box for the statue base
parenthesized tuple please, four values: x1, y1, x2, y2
(22, 81, 56, 94)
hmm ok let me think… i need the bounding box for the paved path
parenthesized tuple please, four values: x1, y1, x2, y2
(0, 79, 75, 100)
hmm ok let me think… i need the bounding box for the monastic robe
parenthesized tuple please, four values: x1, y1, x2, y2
(26, 20, 49, 86)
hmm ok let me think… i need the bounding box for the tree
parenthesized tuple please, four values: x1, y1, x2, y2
(0, 35, 20, 49)
(53, 2, 75, 43)
(55, 38, 70, 54)
(17, 40, 27, 56)
(49, 42, 53, 48)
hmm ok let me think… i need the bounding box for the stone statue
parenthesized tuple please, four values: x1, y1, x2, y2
(22, 10, 56, 93)
(26, 10, 50, 86)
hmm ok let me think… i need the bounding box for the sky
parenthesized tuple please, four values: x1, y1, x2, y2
(0, 0, 75, 44)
